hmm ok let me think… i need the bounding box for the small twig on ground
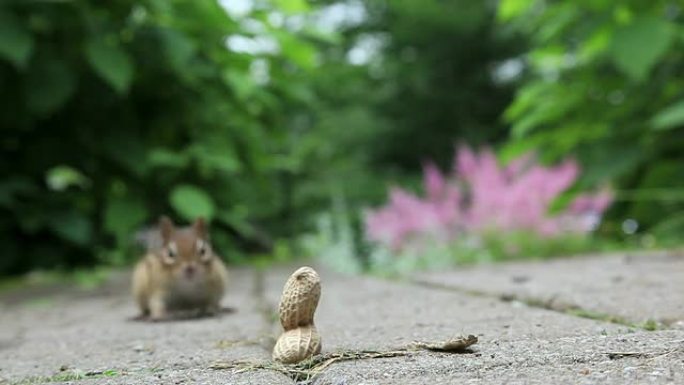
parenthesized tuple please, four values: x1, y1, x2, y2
(211, 350, 416, 380)
(604, 349, 680, 360)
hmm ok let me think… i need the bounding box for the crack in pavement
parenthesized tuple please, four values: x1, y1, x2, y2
(408, 277, 666, 331)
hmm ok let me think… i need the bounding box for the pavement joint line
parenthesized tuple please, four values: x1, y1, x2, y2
(407, 277, 665, 331)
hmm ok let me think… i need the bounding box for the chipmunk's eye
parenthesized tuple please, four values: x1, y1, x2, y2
(166, 242, 178, 259)
(197, 240, 210, 259)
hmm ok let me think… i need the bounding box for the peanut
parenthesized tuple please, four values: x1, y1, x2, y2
(272, 266, 322, 363)
(272, 325, 322, 364)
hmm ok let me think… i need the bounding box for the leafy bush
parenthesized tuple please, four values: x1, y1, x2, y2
(498, 0, 684, 241)
(0, 0, 327, 274)
(293, 0, 528, 263)
(330, 0, 524, 172)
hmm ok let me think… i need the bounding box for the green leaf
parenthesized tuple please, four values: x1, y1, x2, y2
(100, 131, 148, 176)
(223, 69, 255, 101)
(503, 82, 551, 122)
(161, 29, 196, 73)
(48, 212, 92, 246)
(578, 142, 644, 185)
(104, 195, 147, 238)
(579, 26, 611, 62)
(651, 99, 684, 131)
(148, 148, 190, 168)
(509, 89, 581, 138)
(196, 152, 241, 173)
(613, 5, 633, 25)
(173, 1, 234, 30)
(610, 17, 673, 81)
(650, 210, 684, 241)
(273, 0, 310, 14)
(301, 27, 342, 45)
(529, 45, 566, 73)
(188, 139, 242, 174)
(536, 4, 577, 43)
(0, 177, 36, 207)
(0, 11, 33, 68)
(169, 185, 215, 221)
(45, 165, 89, 191)
(276, 31, 317, 69)
(498, 0, 534, 21)
(217, 208, 256, 238)
(25, 57, 76, 115)
(84, 37, 134, 94)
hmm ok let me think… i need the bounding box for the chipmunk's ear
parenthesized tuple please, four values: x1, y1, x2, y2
(159, 216, 175, 243)
(193, 217, 208, 239)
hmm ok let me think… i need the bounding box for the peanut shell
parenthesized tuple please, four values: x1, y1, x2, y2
(272, 325, 322, 363)
(278, 266, 321, 330)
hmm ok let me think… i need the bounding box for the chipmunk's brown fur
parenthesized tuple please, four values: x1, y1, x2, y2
(132, 216, 228, 320)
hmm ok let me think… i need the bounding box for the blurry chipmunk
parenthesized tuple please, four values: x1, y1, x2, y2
(132, 216, 228, 321)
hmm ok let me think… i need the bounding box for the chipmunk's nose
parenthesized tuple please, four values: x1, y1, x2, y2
(184, 264, 197, 278)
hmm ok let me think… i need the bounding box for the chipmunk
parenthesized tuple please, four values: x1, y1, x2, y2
(132, 216, 228, 321)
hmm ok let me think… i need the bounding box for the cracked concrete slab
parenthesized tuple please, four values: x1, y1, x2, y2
(2, 254, 683, 385)
(415, 252, 684, 327)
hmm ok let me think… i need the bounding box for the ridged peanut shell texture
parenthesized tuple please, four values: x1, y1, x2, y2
(272, 325, 322, 364)
(278, 266, 321, 330)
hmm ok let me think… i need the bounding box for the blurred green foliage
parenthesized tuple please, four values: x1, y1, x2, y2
(360, 0, 522, 171)
(306, 0, 684, 272)
(313, 0, 522, 176)
(294, 0, 523, 223)
(2, 0, 684, 276)
(499, 0, 684, 241)
(0, 0, 330, 274)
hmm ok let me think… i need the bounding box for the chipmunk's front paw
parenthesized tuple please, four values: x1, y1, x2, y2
(149, 299, 168, 322)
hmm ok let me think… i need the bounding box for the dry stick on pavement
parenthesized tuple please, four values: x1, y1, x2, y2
(604, 348, 682, 360)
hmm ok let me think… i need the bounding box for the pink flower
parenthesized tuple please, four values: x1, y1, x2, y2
(454, 144, 478, 180)
(423, 162, 445, 200)
(570, 188, 613, 214)
(364, 145, 613, 251)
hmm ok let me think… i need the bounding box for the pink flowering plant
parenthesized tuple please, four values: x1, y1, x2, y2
(364, 146, 612, 269)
